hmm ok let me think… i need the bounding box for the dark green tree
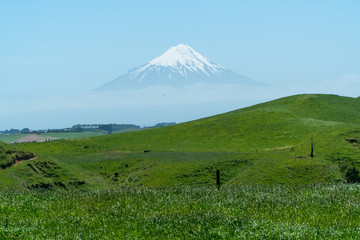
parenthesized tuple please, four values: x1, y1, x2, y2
(20, 128, 30, 134)
(99, 124, 112, 134)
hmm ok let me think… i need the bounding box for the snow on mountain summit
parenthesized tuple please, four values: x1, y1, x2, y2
(98, 44, 261, 90)
(140, 44, 223, 76)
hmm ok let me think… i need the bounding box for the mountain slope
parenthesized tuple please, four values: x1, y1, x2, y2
(97, 44, 260, 90)
(11, 94, 360, 187)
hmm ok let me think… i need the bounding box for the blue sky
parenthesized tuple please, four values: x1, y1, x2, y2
(1, 0, 360, 129)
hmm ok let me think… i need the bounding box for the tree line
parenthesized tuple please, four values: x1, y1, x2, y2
(0, 122, 176, 135)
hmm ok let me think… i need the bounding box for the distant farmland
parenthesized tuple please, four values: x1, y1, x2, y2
(0, 132, 105, 143)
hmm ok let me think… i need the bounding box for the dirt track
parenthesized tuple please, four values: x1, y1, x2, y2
(13, 157, 37, 166)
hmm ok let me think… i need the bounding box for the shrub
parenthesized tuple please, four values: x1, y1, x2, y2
(345, 167, 360, 183)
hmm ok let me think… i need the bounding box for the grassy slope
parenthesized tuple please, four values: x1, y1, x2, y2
(3, 94, 360, 189)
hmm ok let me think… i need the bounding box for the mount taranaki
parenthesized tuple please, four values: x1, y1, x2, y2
(97, 44, 262, 90)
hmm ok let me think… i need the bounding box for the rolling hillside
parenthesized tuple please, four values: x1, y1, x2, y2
(4, 94, 360, 189)
(0, 141, 35, 164)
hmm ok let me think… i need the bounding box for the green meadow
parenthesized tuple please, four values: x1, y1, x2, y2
(0, 94, 360, 238)
(2, 94, 357, 189)
(0, 185, 359, 239)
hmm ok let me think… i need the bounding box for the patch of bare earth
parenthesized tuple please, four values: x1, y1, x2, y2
(13, 157, 37, 166)
(12, 134, 59, 143)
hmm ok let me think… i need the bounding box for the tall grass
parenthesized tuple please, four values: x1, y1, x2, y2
(0, 185, 359, 239)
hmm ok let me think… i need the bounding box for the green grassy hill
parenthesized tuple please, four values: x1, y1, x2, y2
(3, 94, 360, 189)
(0, 142, 36, 188)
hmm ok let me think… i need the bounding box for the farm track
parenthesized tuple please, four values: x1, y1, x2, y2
(13, 157, 37, 167)
(0, 157, 37, 171)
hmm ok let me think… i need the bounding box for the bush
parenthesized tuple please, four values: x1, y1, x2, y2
(345, 167, 360, 183)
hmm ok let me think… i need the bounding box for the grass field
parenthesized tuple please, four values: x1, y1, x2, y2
(0, 134, 29, 143)
(0, 128, 145, 143)
(0, 132, 107, 143)
(3, 94, 357, 189)
(0, 94, 360, 239)
(0, 185, 359, 239)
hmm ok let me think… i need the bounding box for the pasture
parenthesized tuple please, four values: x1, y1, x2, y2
(0, 94, 360, 239)
(0, 185, 359, 239)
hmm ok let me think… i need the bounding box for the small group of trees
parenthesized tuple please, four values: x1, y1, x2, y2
(1, 122, 177, 135)
(0, 128, 31, 134)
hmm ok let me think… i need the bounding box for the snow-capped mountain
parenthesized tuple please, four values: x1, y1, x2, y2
(97, 44, 260, 90)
